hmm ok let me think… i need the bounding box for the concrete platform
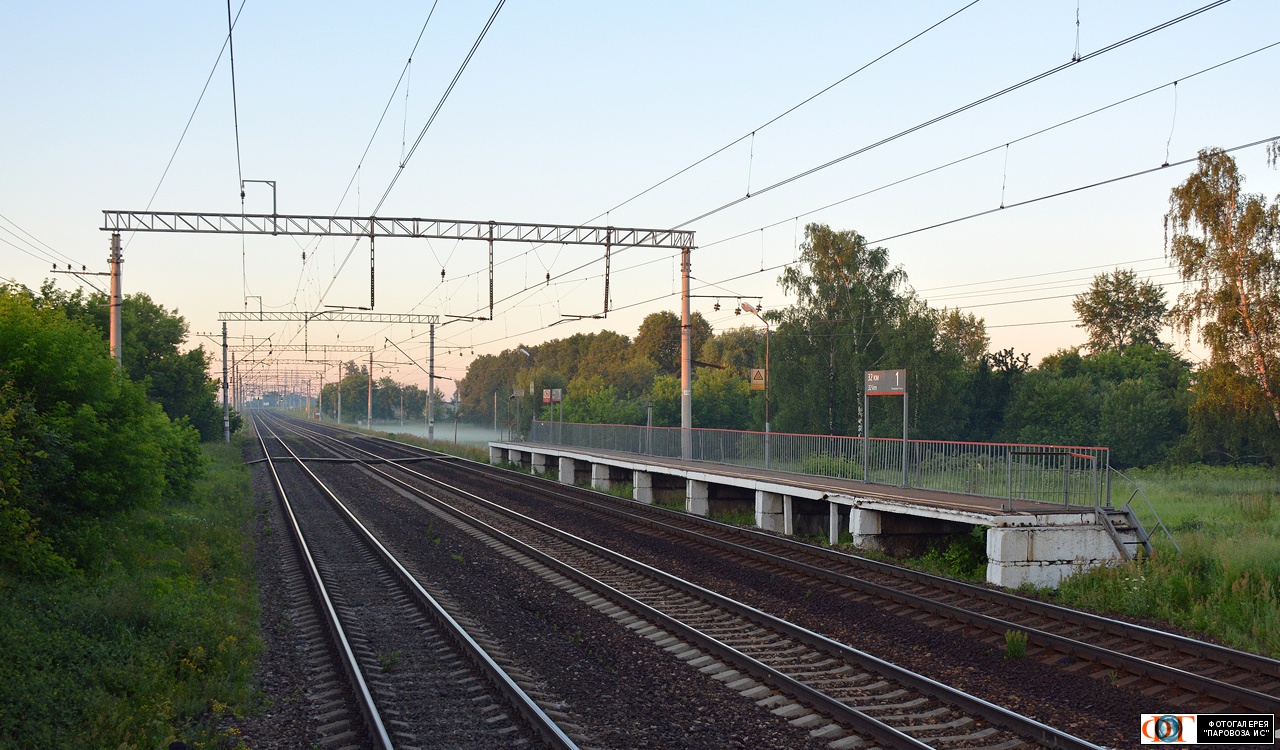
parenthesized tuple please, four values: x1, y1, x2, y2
(490, 441, 1134, 589)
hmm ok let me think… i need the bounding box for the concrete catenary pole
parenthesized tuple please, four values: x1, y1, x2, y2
(222, 322, 230, 442)
(108, 233, 123, 365)
(367, 352, 373, 428)
(680, 246, 692, 460)
(428, 322, 436, 441)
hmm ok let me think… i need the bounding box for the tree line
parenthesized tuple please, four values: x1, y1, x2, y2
(313, 362, 448, 424)
(458, 148, 1280, 467)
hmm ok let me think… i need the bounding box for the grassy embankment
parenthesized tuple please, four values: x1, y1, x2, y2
(0, 439, 260, 749)
(1053, 466, 1279, 658)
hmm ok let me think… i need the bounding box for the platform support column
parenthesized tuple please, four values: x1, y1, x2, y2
(829, 503, 842, 545)
(633, 471, 654, 504)
(755, 491, 785, 532)
(850, 507, 883, 551)
(686, 479, 709, 516)
(591, 463, 613, 492)
(558, 457, 577, 485)
(489, 445, 504, 465)
(531, 453, 549, 474)
(782, 496, 794, 535)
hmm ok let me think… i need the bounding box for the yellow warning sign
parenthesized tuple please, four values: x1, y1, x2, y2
(749, 368, 766, 391)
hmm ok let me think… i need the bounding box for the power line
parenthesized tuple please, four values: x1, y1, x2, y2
(142, 0, 248, 217)
(598, 0, 982, 220)
(225, 0, 244, 192)
(474, 1, 985, 298)
(672, 0, 1233, 230)
(318, 0, 508, 307)
(0, 212, 85, 268)
(433, 133, 1273, 357)
(699, 38, 1280, 252)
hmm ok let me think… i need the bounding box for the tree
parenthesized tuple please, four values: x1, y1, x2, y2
(33, 284, 230, 440)
(699, 326, 764, 372)
(0, 288, 202, 552)
(1166, 148, 1280, 432)
(772, 224, 907, 435)
(935, 308, 989, 366)
(633, 311, 712, 376)
(1071, 268, 1167, 353)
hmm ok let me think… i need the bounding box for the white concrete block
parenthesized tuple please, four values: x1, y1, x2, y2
(489, 445, 504, 465)
(783, 495, 794, 535)
(591, 463, 612, 491)
(755, 491, 785, 532)
(687, 479, 709, 516)
(850, 508, 882, 550)
(828, 503, 841, 545)
(633, 471, 654, 504)
(558, 457, 576, 485)
(531, 452, 549, 472)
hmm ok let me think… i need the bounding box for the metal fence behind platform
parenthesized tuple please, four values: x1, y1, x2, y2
(527, 421, 1111, 508)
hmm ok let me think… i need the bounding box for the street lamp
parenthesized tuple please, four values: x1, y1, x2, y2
(741, 302, 771, 468)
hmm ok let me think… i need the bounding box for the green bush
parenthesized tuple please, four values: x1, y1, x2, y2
(0, 441, 259, 748)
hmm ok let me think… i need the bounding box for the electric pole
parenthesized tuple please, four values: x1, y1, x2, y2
(680, 245, 692, 460)
(367, 352, 373, 428)
(109, 233, 123, 365)
(222, 322, 230, 442)
(427, 322, 436, 441)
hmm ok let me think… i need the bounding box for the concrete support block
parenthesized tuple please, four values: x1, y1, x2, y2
(828, 503, 841, 545)
(591, 463, 613, 491)
(489, 445, 504, 465)
(531, 452, 549, 473)
(508, 450, 528, 469)
(985, 525, 1122, 589)
(687, 479, 709, 516)
(755, 491, 785, 532)
(633, 471, 654, 504)
(850, 508, 883, 551)
(558, 457, 577, 485)
(783, 495, 794, 535)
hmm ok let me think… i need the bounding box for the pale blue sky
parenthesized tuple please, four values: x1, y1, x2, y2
(3, 1, 1278, 392)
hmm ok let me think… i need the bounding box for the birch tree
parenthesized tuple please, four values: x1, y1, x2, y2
(1165, 148, 1280, 430)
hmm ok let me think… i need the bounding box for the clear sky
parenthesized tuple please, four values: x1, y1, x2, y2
(3, 1, 1278, 396)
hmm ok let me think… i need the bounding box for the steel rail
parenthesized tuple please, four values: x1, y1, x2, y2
(336, 422, 1280, 711)
(252, 415, 395, 750)
(256, 414, 580, 750)
(274, 415, 1103, 750)
(421, 453, 1280, 713)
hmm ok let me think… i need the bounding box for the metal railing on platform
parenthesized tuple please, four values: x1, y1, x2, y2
(526, 421, 1111, 508)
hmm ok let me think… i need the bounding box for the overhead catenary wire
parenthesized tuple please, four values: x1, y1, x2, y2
(467, 1, 984, 294)
(671, 0, 1234, 230)
(225, 0, 244, 193)
(138, 0, 247, 226)
(317, 0, 507, 308)
(698, 37, 1280, 252)
(430, 133, 1274, 356)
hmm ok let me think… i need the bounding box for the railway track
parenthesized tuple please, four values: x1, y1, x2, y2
(311, 418, 1280, 717)
(253, 414, 580, 750)
(265, 412, 1108, 750)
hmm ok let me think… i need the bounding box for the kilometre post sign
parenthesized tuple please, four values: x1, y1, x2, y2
(864, 368, 906, 395)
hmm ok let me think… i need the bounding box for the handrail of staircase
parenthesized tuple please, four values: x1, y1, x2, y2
(1109, 467, 1180, 554)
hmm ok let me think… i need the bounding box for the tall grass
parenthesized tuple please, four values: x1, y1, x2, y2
(0, 440, 260, 748)
(1055, 465, 1280, 657)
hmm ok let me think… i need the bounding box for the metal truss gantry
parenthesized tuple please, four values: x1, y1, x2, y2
(219, 310, 441, 325)
(226, 343, 374, 354)
(102, 211, 694, 248)
(105, 208, 700, 457)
